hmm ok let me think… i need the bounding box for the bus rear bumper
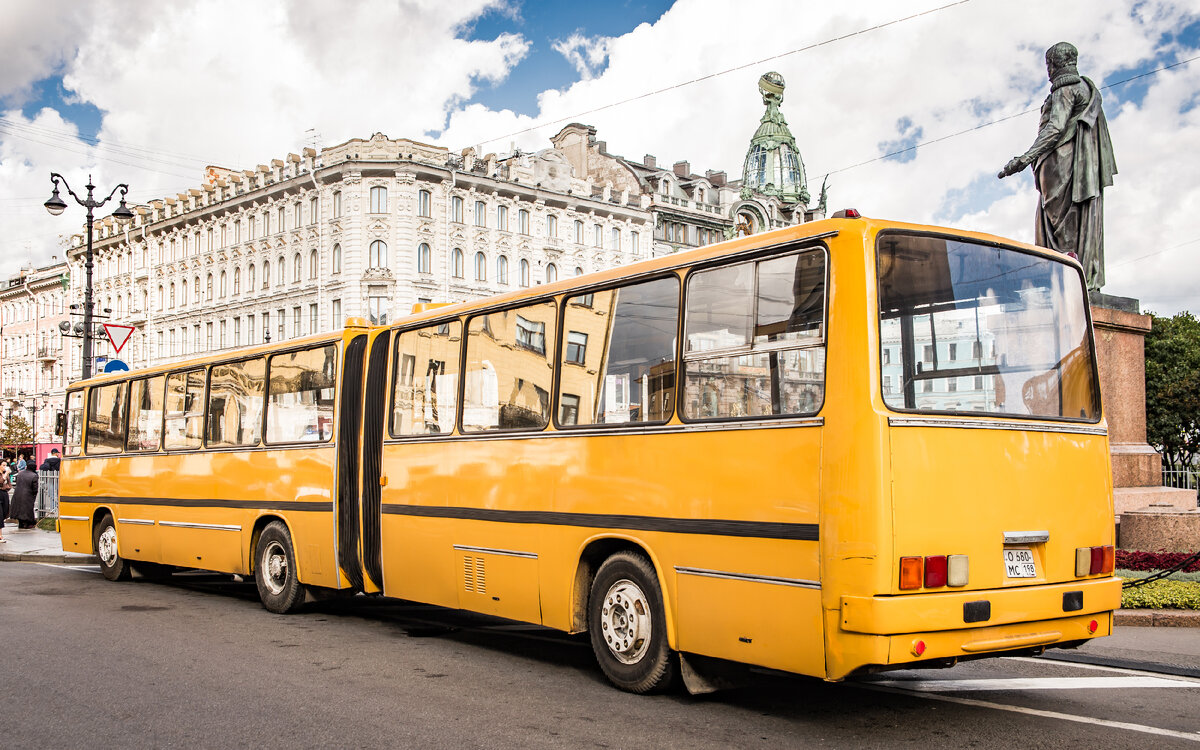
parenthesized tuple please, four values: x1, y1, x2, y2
(839, 577, 1121, 635)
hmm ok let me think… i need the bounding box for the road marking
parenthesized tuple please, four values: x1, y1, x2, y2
(860, 683, 1200, 743)
(869, 676, 1191, 691)
(1007, 655, 1200, 685)
(38, 563, 100, 574)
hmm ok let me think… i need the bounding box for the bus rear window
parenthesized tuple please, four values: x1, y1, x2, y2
(877, 234, 1098, 421)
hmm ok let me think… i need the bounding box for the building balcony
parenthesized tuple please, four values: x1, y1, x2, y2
(37, 347, 58, 362)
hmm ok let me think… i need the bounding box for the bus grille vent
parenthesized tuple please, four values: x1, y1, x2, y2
(463, 556, 486, 594)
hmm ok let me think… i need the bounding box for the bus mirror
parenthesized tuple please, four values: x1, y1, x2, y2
(54, 411, 66, 437)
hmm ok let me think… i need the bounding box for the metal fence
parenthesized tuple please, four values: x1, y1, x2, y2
(35, 470, 59, 519)
(1162, 468, 1200, 506)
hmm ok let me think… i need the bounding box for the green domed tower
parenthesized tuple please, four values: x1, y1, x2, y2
(740, 72, 809, 205)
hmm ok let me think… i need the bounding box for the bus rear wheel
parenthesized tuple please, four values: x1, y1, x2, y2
(588, 551, 677, 693)
(93, 514, 130, 582)
(254, 521, 305, 614)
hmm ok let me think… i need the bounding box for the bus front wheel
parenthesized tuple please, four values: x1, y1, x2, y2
(254, 521, 305, 614)
(588, 551, 677, 693)
(93, 514, 131, 582)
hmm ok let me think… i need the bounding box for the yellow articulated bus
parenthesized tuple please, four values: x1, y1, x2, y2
(59, 215, 1121, 693)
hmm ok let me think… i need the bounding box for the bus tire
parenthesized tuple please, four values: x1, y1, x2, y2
(254, 521, 305, 614)
(588, 551, 677, 693)
(93, 514, 131, 582)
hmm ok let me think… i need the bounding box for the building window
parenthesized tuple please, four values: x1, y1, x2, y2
(566, 331, 588, 364)
(474, 252, 486, 281)
(417, 243, 431, 274)
(293, 253, 302, 282)
(206, 322, 213, 351)
(248, 263, 256, 290)
(370, 240, 387, 269)
(547, 214, 558, 238)
(332, 243, 342, 274)
(574, 220, 584, 244)
(519, 258, 530, 287)
(497, 205, 508, 231)
(593, 224, 603, 247)
(611, 227, 620, 250)
(293, 306, 302, 337)
(332, 299, 341, 330)
(452, 248, 464, 279)
(451, 196, 463, 223)
(158, 285, 164, 310)
(515, 315, 546, 355)
(631, 231, 640, 256)
(474, 200, 486, 227)
(949, 342, 958, 361)
(263, 211, 270, 236)
(262, 261, 270, 289)
(546, 263, 558, 284)
(369, 295, 388, 325)
(206, 274, 213, 300)
(332, 191, 341, 218)
(234, 267, 241, 295)
(220, 319, 227, 348)
(574, 266, 584, 277)
(277, 256, 286, 285)
(417, 189, 431, 217)
(294, 202, 301, 228)
(234, 317, 241, 346)
(219, 271, 227, 298)
(518, 209, 530, 235)
(309, 250, 318, 279)
(310, 196, 318, 223)
(370, 186, 387, 214)
(496, 255, 509, 285)
(310, 303, 318, 334)
(278, 206, 286, 233)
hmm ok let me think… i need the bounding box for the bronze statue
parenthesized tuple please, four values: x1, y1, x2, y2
(999, 42, 1116, 291)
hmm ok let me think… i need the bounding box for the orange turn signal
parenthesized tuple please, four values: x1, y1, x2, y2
(1100, 545, 1114, 575)
(900, 557, 924, 590)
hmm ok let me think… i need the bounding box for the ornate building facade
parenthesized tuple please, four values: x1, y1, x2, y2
(44, 72, 823, 382)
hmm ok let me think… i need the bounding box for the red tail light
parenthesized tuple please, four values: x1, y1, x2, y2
(924, 555, 948, 588)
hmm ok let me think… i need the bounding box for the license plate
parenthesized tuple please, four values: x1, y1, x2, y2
(1004, 547, 1036, 578)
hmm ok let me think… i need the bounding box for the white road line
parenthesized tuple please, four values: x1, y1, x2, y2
(38, 563, 100, 574)
(869, 676, 1191, 691)
(860, 683, 1200, 743)
(1006, 655, 1200, 685)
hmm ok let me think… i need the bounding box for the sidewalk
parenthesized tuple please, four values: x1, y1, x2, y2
(0, 526, 98, 564)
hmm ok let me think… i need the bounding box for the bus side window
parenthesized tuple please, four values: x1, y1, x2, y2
(267, 344, 338, 443)
(164, 369, 205, 450)
(126, 375, 166, 452)
(64, 390, 84, 456)
(207, 357, 266, 448)
(682, 249, 827, 420)
(86, 381, 129, 455)
(463, 300, 556, 432)
(558, 275, 680, 426)
(391, 323, 461, 436)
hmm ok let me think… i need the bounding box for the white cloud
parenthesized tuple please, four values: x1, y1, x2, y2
(552, 32, 614, 80)
(2, 0, 1198, 315)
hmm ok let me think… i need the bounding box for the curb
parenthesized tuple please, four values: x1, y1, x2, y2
(1114, 608, 1200, 628)
(0, 552, 99, 564)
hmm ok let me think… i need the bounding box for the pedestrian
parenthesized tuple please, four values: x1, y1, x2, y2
(39, 448, 61, 472)
(9, 462, 39, 530)
(0, 461, 10, 539)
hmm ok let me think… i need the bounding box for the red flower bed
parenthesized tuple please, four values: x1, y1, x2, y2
(1116, 549, 1200, 572)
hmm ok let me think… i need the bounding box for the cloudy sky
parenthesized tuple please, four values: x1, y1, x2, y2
(2, 0, 1197, 314)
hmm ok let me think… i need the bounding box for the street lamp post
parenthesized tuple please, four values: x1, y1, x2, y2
(44, 174, 134, 380)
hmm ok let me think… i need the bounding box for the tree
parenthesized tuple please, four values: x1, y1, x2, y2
(1145, 311, 1200, 469)
(0, 414, 34, 449)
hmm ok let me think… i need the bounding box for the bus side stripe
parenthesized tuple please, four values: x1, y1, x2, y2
(381, 504, 819, 541)
(60, 496, 333, 512)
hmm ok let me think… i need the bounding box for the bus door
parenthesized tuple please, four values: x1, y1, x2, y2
(356, 329, 391, 593)
(335, 332, 369, 591)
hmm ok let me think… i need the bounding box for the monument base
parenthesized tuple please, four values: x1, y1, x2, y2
(1114, 486, 1197, 516)
(1119, 506, 1200, 553)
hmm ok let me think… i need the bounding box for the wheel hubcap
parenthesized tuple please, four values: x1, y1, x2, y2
(97, 526, 118, 566)
(262, 540, 288, 596)
(600, 578, 651, 664)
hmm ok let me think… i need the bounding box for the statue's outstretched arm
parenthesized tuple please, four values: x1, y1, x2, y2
(998, 90, 1071, 178)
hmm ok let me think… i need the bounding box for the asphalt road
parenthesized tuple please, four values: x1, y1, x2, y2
(3, 561, 1199, 749)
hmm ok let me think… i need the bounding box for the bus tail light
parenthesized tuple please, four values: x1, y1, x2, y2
(924, 556, 948, 588)
(947, 555, 969, 587)
(1076, 545, 1115, 576)
(900, 557, 923, 589)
